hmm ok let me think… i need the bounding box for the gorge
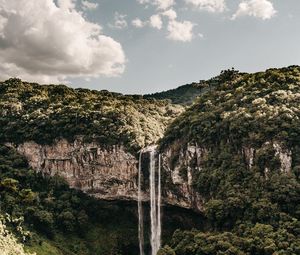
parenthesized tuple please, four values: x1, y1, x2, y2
(1, 66, 300, 255)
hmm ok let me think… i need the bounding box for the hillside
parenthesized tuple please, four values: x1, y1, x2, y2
(160, 66, 300, 148)
(1, 66, 300, 255)
(158, 66, 300, 254)
(0, 145, 203, 255)
(0, 144, 142, 254)
(0, 78, 183, 153)
(143, 83, 204, 106)
(143, 69, 240, 106)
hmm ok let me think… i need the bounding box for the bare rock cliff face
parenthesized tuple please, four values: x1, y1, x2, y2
(160, 139, 293, 211)
(12, 139, 138, 200)
(161, 142, 207, 212)
(8, 139, 203, 211)
(242, 141, 292, 173)
(9, 138, 292, 212)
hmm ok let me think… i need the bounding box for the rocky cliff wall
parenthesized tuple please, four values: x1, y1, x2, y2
(8, 138, 291, 212)
(8, 139, 203, 211)
(11, 139, 138, 200)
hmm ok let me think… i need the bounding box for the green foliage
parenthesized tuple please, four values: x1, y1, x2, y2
(0, 145, 139, 254)
(159, 66, 300, 254)
(144, 82, 207, 106)
(161, 66, 300, 148)
(162, 223, 300, 255)
(0, 78, 183, 152)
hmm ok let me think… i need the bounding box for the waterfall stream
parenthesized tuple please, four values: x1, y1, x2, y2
(138, 147, 162, 255)
(157, 154, 161, 250)
(138, 151, 144, 255)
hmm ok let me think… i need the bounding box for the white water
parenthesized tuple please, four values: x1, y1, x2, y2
(157, 154, 161, 250)
(138, 151, 144, 255)
(149, 149, 157, 255)
(138, 147, 162, 255)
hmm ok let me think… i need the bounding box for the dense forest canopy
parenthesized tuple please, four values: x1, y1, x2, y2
(158, 66, 300, 254)
(144, 83, 205, 106)
(0, 78, 183, 153)
(161, 66, 300, 148)
(1, 66, 300, 255)
(0, 145, 140, 254)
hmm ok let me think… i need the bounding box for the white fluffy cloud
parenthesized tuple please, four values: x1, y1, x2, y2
(150, 14, 163, 29)
(162, 9, 177, 20)
(131, 7, 195, 42)
(0, 0, 125, 83)
(138, 0, 175, 10)
(232, 0, 277, 20)
(57, 0, 76, 10)
(185, 0, 226, 13)
(81, 0, 98, 10)
(167, 20, 194, 42)
(110, 12, 128, 29)
(132, 18, 145, 28)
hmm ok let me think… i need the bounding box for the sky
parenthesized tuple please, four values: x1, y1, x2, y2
(0, 0, 300, 94)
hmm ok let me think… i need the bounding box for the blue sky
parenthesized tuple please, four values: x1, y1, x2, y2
(0, 0, 300, 94)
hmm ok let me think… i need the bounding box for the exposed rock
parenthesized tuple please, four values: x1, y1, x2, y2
(242, 146, 255, 169)
(10, 139, 138, 201)
(6, 137, 292, 213)
(243, 142, 292, 173)
(273, 142, 292, 173)
(8, 139, 203, 212)
(161, 141, 207, 212)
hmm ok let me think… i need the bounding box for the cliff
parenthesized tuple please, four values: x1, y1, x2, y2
(8, 138, 204, 211)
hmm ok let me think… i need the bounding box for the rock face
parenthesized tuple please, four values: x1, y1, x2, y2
(13, 139, 138, 201)
(242, 141, 292, 173)
(9, 138, 293, 213)
(161, 142, 207, 212)
(10, 138, 203, 211)
(273, 142, 292, 173)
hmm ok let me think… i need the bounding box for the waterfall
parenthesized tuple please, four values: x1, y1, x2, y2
(149, 149, 157, 255)
(138, 147, 162, 255)
(138, 151, 144, 255)
(157, 154, 161, 250)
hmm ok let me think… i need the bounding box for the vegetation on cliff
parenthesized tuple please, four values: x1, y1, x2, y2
(161, 66, 300, 148)
(0, 145, 202, 255)
(159, 66, 300, 254)
(0, 145, 140, 254)
(0, 78, 183, 152)
(0, 214, 34, 255)
(1, 66, 300, 254)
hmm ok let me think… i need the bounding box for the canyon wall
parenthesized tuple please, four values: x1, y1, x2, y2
(8, 139, 203, 211)
(8, 138, 292, 213)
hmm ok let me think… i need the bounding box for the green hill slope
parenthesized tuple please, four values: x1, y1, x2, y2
(143, 83, 204, 106)
(0, 145, 141, 255)
(158, 66, 300, 255)
(0, 78, 183, 152)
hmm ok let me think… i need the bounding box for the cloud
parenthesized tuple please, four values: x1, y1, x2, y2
(167, 20, 194, 42)
(57, 0, 76, 10)
(81, 0, 98, 10)
(110, 12, 128, 29)
(162, 9, 177, 20)
(0, 0, 125, 83)
(232, 0, 277, 20)
(138, 0, 175, 10)
(132, 18, 146, 28)
(131, 8, 195, 43)
(185, 0, 226, 13)
(150, 14, 163, 29)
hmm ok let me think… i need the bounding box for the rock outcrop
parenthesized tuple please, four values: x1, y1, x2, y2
(8, 138, 292, 213)
(11, 139, 138, 201)
(242, 141, 292, 173)
(161, 142, 207, 212)
(8, 138, 204, 211)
